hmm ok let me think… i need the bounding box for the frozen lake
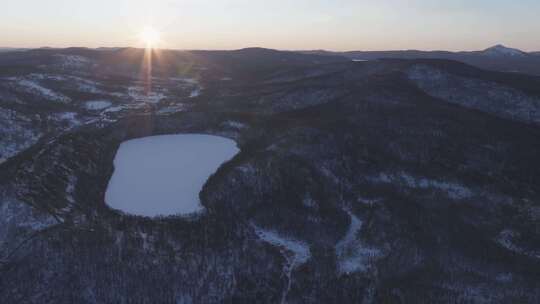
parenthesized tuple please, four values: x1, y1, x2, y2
(105, 134, 239, 217)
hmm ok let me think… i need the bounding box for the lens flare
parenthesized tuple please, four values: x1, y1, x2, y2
(140, 26, 161, 49)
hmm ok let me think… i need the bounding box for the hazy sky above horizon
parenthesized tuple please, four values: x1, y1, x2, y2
(2, 0, 539, 51)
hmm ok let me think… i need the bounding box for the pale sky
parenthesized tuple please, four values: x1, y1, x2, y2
(1, 0, 539, 51)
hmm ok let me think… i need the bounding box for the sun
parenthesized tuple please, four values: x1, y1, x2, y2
(140, 26, 161, 49)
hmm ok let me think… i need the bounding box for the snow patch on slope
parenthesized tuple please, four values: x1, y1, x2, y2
(54, 54, 93, 69)
(408, 65, 540, 125)
(85, 100, 112, 110)
(336, 210, 382, 275)
(71, 77, 103, 94)
(253, 226, 311, 268)
(170, 77, 198, 85)
(0, 108, 41, 163)
(253, 225, 310, 304)
(370, 171, 473, 199)
(103, 105, 126, 113)
(0, 198, 57, 259)
(157, 104, 185, 115)
(127, 86, 166, 104)
(12, 79, 71, 103)
(496, 229, 540, 259)
(483, 45, 527, 57)
(189, 88, 201, 98)
(51, 112, 81, 128)
(222, 121, 247, 130)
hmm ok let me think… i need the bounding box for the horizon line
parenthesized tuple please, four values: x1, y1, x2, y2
(1, 44, 538, 54)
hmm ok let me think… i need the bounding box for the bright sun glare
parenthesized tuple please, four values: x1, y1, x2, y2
(140, 26, 161, 48)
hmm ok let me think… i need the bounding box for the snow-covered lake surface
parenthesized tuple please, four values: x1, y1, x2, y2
(105, 134, 239, 217)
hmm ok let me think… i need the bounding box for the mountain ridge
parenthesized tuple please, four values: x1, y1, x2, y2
(302, 44, 540, 76)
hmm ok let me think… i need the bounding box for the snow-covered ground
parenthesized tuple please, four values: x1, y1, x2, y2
(157, 104, 185, 115)
(408, 65, 540, 125)
(102, 105, 126, 113)
(335, 209, 382, 275)
(0, 108, 42, 163)
(127, 86, 166, 104)
(169, 77, 201, 98)
(51, 112, 81, 128)
(483, 45, 527, 57)
(54, 54, 94, 69)
(9, 78, 71, 103)
(253, 225, 311, 304)
(0, 198, 58, 259)
(85, 100, 112, 110)
(30, 73, 103, 94)
(105, 134, 239, 217)
(253, 226, 311, 268)
(70, 77, 103, 94)
(222, 121, 246, 130)
(496, 229, 540, 259)
(370, 171, 473, 200)
(189, 87, 201, 98)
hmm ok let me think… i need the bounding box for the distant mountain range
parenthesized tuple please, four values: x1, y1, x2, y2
(0, 47, 29, 53)
(303, 45, 540, 76)
(3, 44, 540, 76)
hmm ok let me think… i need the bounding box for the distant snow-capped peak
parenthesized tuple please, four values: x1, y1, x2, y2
(483, 44, 527, 57)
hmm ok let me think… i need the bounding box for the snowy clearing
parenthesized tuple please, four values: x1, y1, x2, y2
(253, 226, 311, 268)
(127, 86, 166, 104)
(496, 229, 540, 259)
(157, 104, 185, 115)
(189, 88, 201, 98)
(102, 105, 125, 113)
(105, 134, 239, 217)
(336, 210, 382, 275)
(370, 171, 473, 199)
(12, 79, 71, 103)
(0, 198, 57, 251)
(85, 100, 112, 110)
(0, 108, 41, 162)
(52, 112, 81, 127)
(253, 225, 310, 303)
(222, 121, 247, 130)
(54, 54, 93, 69)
